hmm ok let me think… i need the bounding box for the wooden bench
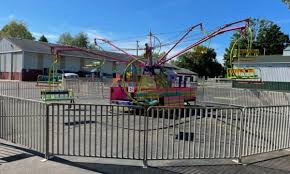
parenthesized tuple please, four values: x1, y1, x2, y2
(41, 89, 75, 103)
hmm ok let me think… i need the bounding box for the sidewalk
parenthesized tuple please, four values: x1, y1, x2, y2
(0, 143, 100, 174)
(1, 141, 290, 174)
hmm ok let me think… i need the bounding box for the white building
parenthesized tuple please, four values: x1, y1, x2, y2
(0, 37, 127, 81)
(232, 45, 290, 82)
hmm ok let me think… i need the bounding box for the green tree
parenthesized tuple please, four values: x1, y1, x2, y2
(57, 32, 74, 45)
(0, 20, 34, 40)
(256, 24, 289, 55)
(73, 32, 89, 48)
(88, 43, 97, 50)
(223, 32, 250, 68)
(38, 35, 48, 42)
(223, 18, 289, 68)
(282, 0, 290, 8)
(171, 46, 224, 77)
(57, 32, 89, 48)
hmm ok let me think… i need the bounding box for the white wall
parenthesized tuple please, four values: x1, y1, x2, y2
(12, 52, 23, 72)
(64, 57, 80, 71)
(102, 61, 113, 75)
(0, 53, 11, 72)
(23, 52, 39, 69)
(260, 67, 290, 82)
(283, 46, 290, 56)
(22, 51, 124, 76)
(0, 53, 22, 72)
(43, 54, 53, 69)
(0, 54, 6, 72)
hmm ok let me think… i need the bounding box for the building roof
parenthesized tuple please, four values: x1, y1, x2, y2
(175, 67, 197, 75)
(163, 63, 197, 75)
(284, 45, 290, 51)
(2, 37, 131, 62)
(1, 37, 197, 74)
(6, 37, 54, 53)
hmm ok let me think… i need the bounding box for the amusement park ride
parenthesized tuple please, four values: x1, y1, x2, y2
(40, 18, 259, 106)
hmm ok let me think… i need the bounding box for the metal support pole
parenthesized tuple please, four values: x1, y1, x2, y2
(238, 108, 246, 164)
(136, 40, 139, 57)
(17, 82, 20, 98)
(143, 108, 148, 168)
(202, 77, 205, 106)
(45, 104, 50, 159)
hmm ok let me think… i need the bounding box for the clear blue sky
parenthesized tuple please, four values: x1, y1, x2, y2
(0, 0, 289, 63)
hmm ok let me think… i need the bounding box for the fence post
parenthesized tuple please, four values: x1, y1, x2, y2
(17, 82, 20, 98)
(101, 82, 104, 99)
(202, 78, 205, 105)
(143, 107, 149, 168)
(238, 107, 246, 164)
(45, 104, 50, 159)
(78, 79, 80, 94)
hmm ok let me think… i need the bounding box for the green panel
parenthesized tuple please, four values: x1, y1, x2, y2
(233, 81, 290, 91)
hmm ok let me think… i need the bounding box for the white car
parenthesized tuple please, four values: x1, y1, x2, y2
(63, 73, 79, 80)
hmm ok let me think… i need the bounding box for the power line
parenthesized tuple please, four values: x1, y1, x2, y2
(96, 26, 205, 44)
(96, 26, 221, 51)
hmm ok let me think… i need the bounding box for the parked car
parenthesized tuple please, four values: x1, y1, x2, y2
(62, 73, 79, 80)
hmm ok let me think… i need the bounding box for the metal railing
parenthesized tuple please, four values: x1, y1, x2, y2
(44, 104, 290, 163)
(1, 80, 290, 107)
(146, 106, 243, 160)
(0, 81, 42, 99)
(47, 104, 146, 159)
(197, 86, 290, 107)
(0, 95, 47, 153)
(0, 80, 109, 101)
(62, 79, 109, 99)
(0, 94, 290, 166)
(241, 106, 290, 156)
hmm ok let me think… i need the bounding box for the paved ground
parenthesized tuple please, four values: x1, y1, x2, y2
(0, 141, 101, 174)
(1, 80, 290, 107)
(1, 141, 290, 174)
(1, 81, 290, 173)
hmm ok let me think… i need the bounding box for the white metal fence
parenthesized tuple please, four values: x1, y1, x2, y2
(1, 80, 290, 107)
(0, 95, 47, 153)
(196, 85, 290, 107)
(62, 79, 110, 99)
(1, 94, 290, 166)
(0, 80, 110, 102)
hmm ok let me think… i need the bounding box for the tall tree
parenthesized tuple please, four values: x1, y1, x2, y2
(73, 32, 89, 48)
(38, 35, 48, 42)
(223, 18, 289, 68)
(57, 32, 74, 45)
(88, 43, 97, 50)
(282, 0, 290, 8)
(0, 20, 34, 40)
(171, 46, 224, 77)
(256, 24, 289, 55)
(57, 32, 89, 48)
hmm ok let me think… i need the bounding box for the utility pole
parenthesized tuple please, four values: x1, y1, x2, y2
(149, 31, 152, 48)
(136, 40, 139, 56)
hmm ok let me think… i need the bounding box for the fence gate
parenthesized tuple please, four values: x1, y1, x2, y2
(241, 106, 290, 157)
(0, 95, 47, 153)
(47, 104, 146, 160)
(146, 107, 244, 160)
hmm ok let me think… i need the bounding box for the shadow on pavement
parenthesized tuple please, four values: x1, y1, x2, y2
(52, 156, 178, 174)
(2, 142, 290, 174)
(0, 144, 34, 164)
